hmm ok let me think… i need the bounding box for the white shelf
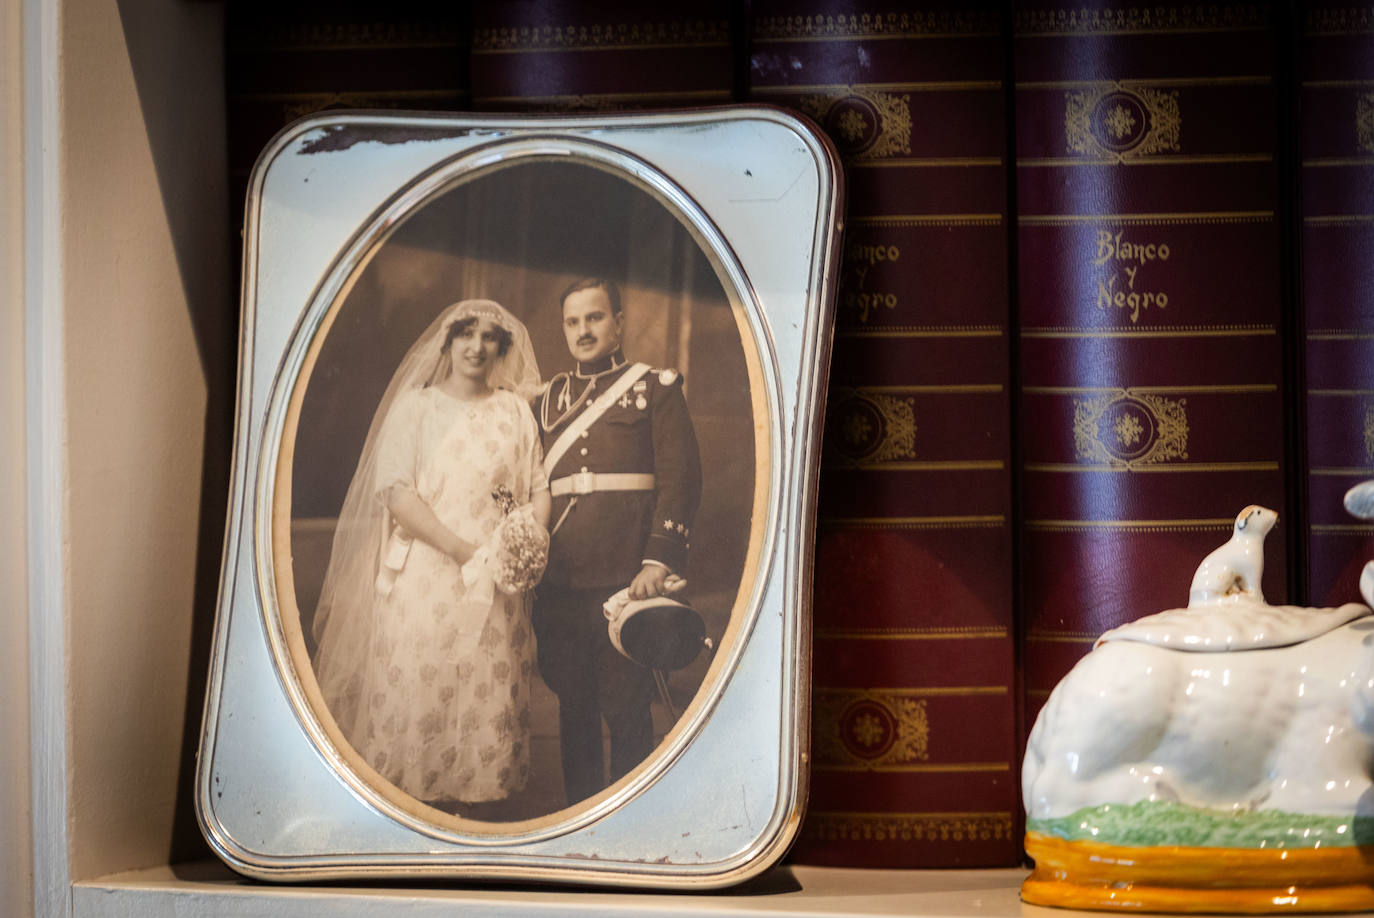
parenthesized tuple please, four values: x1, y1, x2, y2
(74, 861, 1037, 918)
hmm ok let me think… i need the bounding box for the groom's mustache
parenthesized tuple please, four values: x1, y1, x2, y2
(577, 335, 596, 346)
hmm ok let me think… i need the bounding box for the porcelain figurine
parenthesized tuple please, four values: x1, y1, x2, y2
(1022, 498, 1374, 913)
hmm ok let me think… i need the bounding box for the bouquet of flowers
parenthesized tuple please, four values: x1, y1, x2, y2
(489, 485, 549, 594)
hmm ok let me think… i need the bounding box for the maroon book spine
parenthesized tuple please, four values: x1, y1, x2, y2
(1300, 6, 1374, 606)
(225, 9, 469, 218)
(751, 4, 1019, 867)
(1015, 2, 1290, 726)
(470, 1, 734, 111)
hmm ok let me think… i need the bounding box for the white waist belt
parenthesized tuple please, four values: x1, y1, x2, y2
(550, 472, 655, 497)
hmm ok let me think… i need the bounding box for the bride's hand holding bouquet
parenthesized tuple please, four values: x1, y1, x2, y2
(488, 485, 549, 594)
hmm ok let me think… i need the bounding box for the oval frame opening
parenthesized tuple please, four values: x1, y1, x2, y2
(253, 135, 782, 844)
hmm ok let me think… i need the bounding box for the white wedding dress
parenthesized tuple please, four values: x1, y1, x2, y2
(350, 387, 546, 802)
(310, 299, 547, 806)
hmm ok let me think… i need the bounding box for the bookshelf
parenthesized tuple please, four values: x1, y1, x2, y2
(72, 861, 1034, 918)
(5, 0, 1023, 911)
(11, 2, 1366, 918)
(7, 3, 1040, 914)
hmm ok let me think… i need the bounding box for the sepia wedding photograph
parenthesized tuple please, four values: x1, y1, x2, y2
(270, 151, 770, 832)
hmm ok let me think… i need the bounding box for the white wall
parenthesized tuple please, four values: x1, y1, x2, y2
(62, 0, 228, 882)
(11, 0, 231, 903)
(4, 0, 34, 911)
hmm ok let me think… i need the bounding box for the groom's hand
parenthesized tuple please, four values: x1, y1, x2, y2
(628, 563, 669, 600)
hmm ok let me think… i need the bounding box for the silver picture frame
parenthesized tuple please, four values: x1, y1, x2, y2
(196, 107, 841, 887)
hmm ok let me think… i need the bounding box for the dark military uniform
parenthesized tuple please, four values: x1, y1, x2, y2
(532, 349, 702, 804)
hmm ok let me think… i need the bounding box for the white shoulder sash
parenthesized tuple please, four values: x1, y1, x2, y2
(542, 363, 652, 476)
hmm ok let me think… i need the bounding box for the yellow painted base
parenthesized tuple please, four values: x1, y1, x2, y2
(1023, 832, 1374, 913)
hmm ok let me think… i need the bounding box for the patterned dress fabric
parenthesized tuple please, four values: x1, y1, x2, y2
(351, 386, 547, 802)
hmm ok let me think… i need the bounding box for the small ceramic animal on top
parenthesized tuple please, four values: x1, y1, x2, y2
(1346, 481, 1374, 608)
(1187, 505, 1278, 607)
(1345, 480, 1374, 521)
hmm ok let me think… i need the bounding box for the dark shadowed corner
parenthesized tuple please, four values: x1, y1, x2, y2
(113, 0, 235, 867)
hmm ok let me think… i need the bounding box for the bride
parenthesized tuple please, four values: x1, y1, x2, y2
(311, 299, 550, 809)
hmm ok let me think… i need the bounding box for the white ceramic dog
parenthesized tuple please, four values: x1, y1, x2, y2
(1188, 505, 1278, 607)
(1024, 506, 1373, 823)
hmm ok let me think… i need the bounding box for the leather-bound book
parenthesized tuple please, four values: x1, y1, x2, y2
(1015, 2, 1290, 725)
(1300, 5, 1374, 606)
(751, 3, 1018, 867)
(225, 4, 469, 222)
(470, 1, 735, 111)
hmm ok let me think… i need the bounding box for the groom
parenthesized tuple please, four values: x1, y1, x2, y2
(532, 277, 702, 804)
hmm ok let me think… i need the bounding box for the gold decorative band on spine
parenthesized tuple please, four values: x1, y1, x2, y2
(229, 22, 465, 52)
(804, 811, 1014, 843)
(1025, 631, 1098, 645)
(1024, 384, 1276, 395)
(1022, 326, 1275, 339)
(1023, 833, 1374, 913)
(820, 686, 1008, 697)
(1018, 154, 1273, 167)
(1308, 331, 1374, 341)
(850, 214, 1003, 226)
(1304, 215, 1374, 225)
(228, 89, 468, 103)
(1024, 462, 1281, 473)
(815, 627, 1009, 641)
(233, 91, 470, 123)
(473, 89, 730, 107)
(1014, 6, 1269, 36)
(1307, 9, 1374, 37)
(760, 81, 1001, 94)
(1019, 76, 1272, 90)
(1303, 158, 1374, 169)
(837, 327, 1004, 339)
(1311, 524, 1374, 535)
(817, 763, 1012, 774)
(471, 22, 730, 53)
(1303, 79, 1374, 88)
(823, 461, 1007, 472)
(850, 384, 1003, 394)
(752, 12, 1000, 43)
(1019, 211, 1272, 225)
(820, 515, 1007, 530)
(1017, 26, 1271, 38)
(852, 157, 1002, 168)
(1024, 518, 1233, 532)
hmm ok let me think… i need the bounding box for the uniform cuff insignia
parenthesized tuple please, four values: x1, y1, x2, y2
(661, 518, 692, 539)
